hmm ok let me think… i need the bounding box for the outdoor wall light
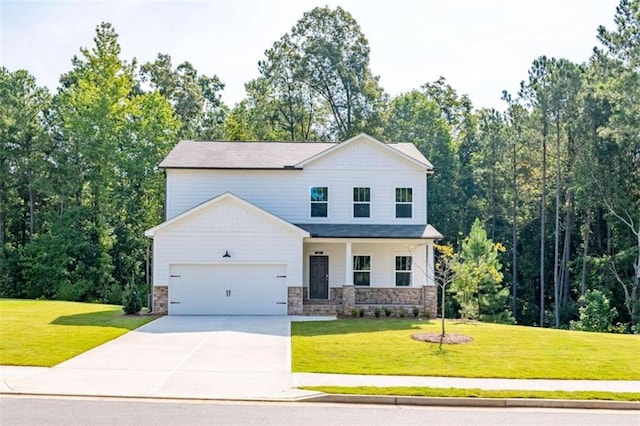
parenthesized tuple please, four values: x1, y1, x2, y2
(223, 250, 231, 258)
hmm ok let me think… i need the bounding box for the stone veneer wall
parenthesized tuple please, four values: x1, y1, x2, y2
(301, 285, 437, 318)
(423, 285, 437, 318)
(153, 286, 168, 315)
(355, 287, 422, 305)
(288, 287, 303, 315)
(341, 285, 355, 315)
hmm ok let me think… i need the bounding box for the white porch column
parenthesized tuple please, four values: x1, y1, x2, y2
(426, 243, 435, 286)
(344, 241, 353, 285)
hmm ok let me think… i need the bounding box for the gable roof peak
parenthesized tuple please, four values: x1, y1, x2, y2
(294, 133, 432, 170)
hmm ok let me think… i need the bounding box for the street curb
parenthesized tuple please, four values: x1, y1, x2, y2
(0, 390, 322, 403)
(301, 393, 640, 411)
(2, 390, 639, 411)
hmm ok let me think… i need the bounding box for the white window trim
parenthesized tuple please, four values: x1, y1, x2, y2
(353, 253, 372, 287)
(394, 255, 413, 287)
(352, 186, 371, 219)
(309, 185, 329, 219)
(394, 187, 413, 219)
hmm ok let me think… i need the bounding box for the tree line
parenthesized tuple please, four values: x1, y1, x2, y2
(1, 1, 638, 332)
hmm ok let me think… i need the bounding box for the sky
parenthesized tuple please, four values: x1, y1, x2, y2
(1, 0, 620, 111)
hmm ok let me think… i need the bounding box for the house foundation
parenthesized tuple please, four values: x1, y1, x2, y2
(302, 285, 437, 318)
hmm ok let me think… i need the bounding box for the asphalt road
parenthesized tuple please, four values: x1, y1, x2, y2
(1, 396, 638, 426)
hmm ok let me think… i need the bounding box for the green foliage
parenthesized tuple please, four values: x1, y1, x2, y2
(141, 53, 227, 139)
(255, 6, 384, 140)
(412, 306, 420, 317)
(384, 306, 393, 317)
(374, 307, 381, 318)
(122, 281, 142, 315)
(570, 289, 618, 332)
(452, 219, 514, 324)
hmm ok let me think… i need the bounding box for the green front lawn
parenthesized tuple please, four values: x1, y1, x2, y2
(292, 319, 640, 380)
(303, 386, 640, 402)
(0, 299, 157, 367)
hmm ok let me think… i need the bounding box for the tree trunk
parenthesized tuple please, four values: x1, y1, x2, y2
(491, 134, 497, 241)
(560, 183, 574, 306)
(0, 176, 5, 246)
(540, 122, 547, 327)
(553, 118, 561, 328)
(511, 131, 518, 320)
(28, 171, 35, 241)
(580, 211, 592, 296)
(441, 284, 446, 336)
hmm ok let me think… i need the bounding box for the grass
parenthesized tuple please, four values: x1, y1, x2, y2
(291, 319, 640, 380)
(0, 299, 157, 367)
(302, 386, 640, 402)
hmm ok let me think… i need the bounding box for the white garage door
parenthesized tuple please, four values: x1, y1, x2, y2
(168, 264, 288, 315)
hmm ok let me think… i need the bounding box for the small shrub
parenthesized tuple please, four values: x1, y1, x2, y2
(570, 289, 617, 332)
(424, 309, 431, 320)
(358, 308, 365, 317)
(54, 281, 85, 302)
(412, 306, 420, 317)
(384, 307, 393, 317)
(399, 307, 406, 318)
(351, 308, 359, 317)
(122, 282, 142, 315)
(374, 307, 381, 318)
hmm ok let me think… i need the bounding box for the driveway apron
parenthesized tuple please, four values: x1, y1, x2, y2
(3, 316, 317, 400)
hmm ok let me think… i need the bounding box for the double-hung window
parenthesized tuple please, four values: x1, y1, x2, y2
(395, 256, 412, 286)
(310, 186, 328, 217)
(395, 187, 412, 218)
(353, 255, 371, 286)
(353, 187, 370, 218)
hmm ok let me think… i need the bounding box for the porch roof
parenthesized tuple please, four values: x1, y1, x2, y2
(294, 224, 443, 239)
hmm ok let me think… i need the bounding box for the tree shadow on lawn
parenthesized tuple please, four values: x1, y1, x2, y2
(292, 318, 428, 336)
(51, 310, 155, 330)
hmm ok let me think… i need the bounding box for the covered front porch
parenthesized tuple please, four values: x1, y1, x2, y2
(286, 225, 440, 317)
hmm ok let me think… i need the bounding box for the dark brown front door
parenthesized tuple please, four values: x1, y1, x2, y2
(309, 256, 329, 299)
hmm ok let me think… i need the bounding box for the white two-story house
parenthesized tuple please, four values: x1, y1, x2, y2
(145, 133, 442, 316)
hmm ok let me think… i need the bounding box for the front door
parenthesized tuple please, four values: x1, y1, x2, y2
(309, 256, 329, 299)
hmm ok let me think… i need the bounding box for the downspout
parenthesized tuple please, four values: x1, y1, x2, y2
(146, 238, 153, 313)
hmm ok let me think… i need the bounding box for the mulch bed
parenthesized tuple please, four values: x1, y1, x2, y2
(411, 333, 473, 344)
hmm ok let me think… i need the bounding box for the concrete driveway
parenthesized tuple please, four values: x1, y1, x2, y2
(1, 316, 326, 400)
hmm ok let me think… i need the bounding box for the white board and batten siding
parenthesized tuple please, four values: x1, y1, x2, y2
(150, 195, 305, 315)
(165, 138, 427, 224)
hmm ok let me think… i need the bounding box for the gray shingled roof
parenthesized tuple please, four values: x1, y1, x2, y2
(160, 140, 433, 169)
(294, 224, 443, 239)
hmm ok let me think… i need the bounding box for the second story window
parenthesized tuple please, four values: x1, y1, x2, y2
(395, 187, 412, 218)
(310, 186, 328, 217)
(353, 187, 370, 218)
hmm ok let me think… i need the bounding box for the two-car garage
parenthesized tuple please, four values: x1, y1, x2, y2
(167, 264, 288, 315)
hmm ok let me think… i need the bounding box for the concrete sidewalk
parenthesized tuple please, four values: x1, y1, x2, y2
(3, 366, 638, 400)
